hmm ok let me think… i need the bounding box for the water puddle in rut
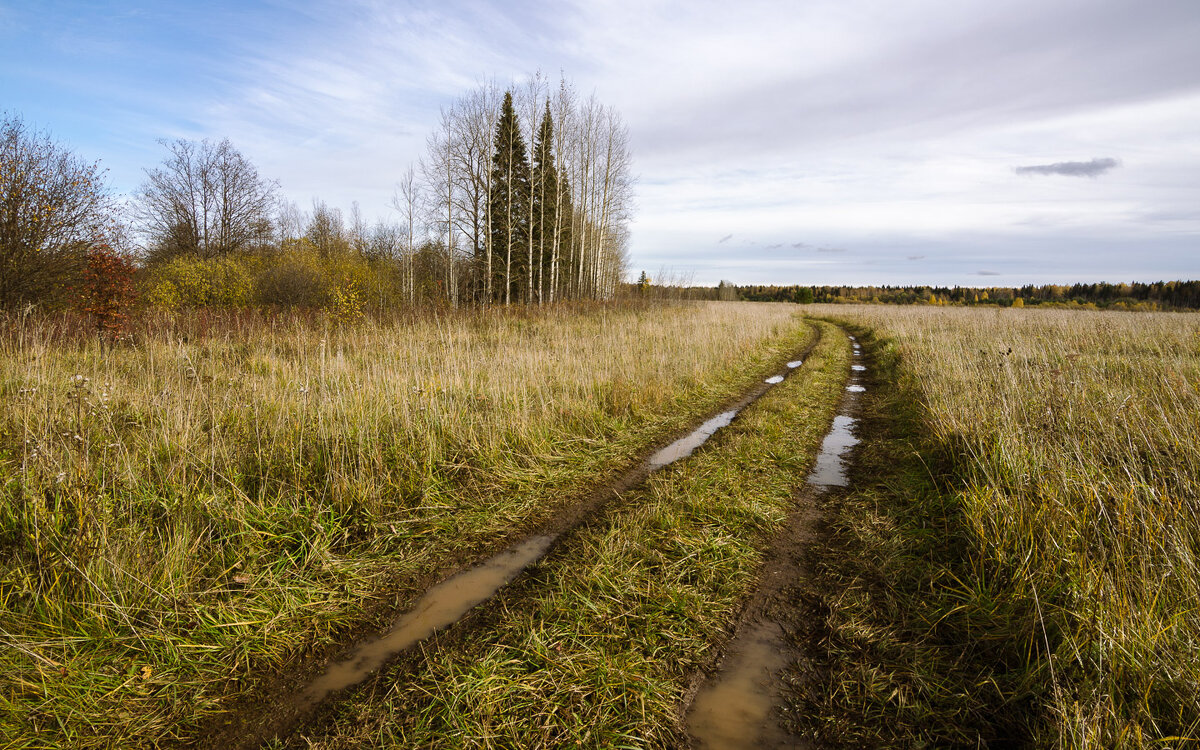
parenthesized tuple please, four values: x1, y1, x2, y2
(272, 351, 811, 731)
(297, 535, 554, 709)
(648, 411, 738, 470)
(687, 622, 793, 750)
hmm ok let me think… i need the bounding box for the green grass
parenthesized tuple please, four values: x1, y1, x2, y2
(275, 319, 850, 749)
(795, 306, 1200, 748)
(0, 302, 812, 748)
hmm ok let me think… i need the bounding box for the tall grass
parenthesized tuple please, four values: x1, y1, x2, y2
(0, 301, 805, 748)
(817, 304, 1200, 745)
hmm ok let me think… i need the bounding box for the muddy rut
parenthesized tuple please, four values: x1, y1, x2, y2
(684, 332, 865, 749)
(199, 326, 824, 749)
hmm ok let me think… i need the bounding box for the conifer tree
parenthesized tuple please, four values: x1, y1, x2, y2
(532, 101, 559, 304)
(488, 91, 531, 304)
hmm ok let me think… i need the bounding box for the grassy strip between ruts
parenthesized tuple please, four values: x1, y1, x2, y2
(0, 302, 813, 748)
(274, 319, 849, 749)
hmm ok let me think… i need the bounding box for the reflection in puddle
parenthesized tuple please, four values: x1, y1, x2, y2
(807, 415, 859, 487)
(687, 622, 792, 749)
(846, 384, 866, 392)
(764, 375, 784, 385)
(786, 360, 803, 368)
(648, 410, 738, 470)
(298, 535, 555, 709)
(851, 364, 866, 371)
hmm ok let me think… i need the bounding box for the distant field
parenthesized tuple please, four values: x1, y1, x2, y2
(0, 301, 808, 748)
(809, 304, 1200, 746)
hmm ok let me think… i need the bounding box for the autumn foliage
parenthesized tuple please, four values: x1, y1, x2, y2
(80, 243, 137, 338)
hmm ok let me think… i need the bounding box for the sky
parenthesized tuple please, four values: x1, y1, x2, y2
(2, 0, 1198, 286)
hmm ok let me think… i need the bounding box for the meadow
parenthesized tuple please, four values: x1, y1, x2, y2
(7, 300, 1198, 749)
(806, 305, 1200, 747)
(0, 301, 810, 748)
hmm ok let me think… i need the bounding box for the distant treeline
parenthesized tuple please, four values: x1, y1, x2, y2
(732, 281, 1200, 311)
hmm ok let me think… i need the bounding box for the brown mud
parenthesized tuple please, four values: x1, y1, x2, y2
(682, 331, 864, 750)
(195, 325, 823, 750)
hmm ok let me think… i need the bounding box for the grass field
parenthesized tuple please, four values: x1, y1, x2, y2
(0, 301, 812, 748)
(804, 305, 1200, 747)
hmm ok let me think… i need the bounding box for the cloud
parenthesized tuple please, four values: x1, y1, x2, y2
(791, 242, 807, 248)
(765, 242, 783, 249)
(718, 234, 733, 243)
(907, 255, 925, 260)
(816, 246, 847, 253)
(974, 270, 1003, 276)
(1014, 157, 1120, 177)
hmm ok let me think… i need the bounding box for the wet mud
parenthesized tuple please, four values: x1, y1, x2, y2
(201, 327, 823, 749)
(685, 330, 864, 749)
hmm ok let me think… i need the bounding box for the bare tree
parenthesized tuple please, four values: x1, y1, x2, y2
(391, 164, 423, 304)
(135, 138, 277, 261)
(447, 82, 501, 304)
(0, 114, 117, 308)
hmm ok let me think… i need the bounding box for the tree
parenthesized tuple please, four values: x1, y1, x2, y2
(532, 101, 560, 304)
(637, 271, 651, 295)
(80, 243, 137, 337)
(0, 114, 116, 308)
(489, 91, 532, 304)
(391, 165, 423, 304)
(135, 137, 276, 261)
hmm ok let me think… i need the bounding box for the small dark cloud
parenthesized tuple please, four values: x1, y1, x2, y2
(974, 270, 1002, 276)
(816, 246, 847, 253)
(718, 234, 733, 244)
(906, 255, 925, 261)
(791, 242, 807, 249)
(1014, 157, 1120, 178)
(765, 243, 783, 249)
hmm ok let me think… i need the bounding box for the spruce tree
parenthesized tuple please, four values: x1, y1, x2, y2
(532, 102, 559, 304)
(488, 91, 532, 304)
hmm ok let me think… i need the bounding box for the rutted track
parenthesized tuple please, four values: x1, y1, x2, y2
(199, 323, 825, 748)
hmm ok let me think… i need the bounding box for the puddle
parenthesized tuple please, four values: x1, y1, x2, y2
(786, 360, 803, 368)
(297, 535, 555, 709)
(807, 415, 859, 488)
(846, 384, 866, 393)
(648, 410, 738, 470)
(851, 364, 866, 371)
(764, 375, 784, 385)
(687, 622, 794, 750)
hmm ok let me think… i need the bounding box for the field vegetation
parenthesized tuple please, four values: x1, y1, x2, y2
(804, 305, 1200, 746)
(0, 301, 809, 748)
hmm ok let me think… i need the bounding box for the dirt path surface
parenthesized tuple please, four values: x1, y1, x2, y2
(683, 332, 864, 749)
(196, 326, 824, 749)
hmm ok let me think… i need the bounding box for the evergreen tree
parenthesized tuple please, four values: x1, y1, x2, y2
(488, 91, 531, 304)
(532, 102, 559, 304)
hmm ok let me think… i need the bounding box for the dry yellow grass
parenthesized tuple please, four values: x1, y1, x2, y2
(815, 304, 1200, 746)
(0, 301, 807, 748)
